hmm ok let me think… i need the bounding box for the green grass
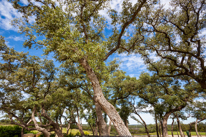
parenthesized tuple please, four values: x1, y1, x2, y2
(63, 128, 92, 135)
(1, 124, 206, 136)
(29, 130, 206, 136)
(167, 131, 206, 136)
(47, 128, 93, 135)
(131, 131, 206, 136)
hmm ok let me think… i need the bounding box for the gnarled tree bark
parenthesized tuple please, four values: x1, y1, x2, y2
(79, 58, 131, 136)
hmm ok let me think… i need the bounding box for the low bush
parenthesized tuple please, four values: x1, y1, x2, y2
(0, 125, 21, 137)
(84, 131, 89, 135)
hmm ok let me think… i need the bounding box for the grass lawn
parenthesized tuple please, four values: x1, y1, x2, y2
(131, 131, 206, 136)
(63, 128, 92, 135)
(167, 131, 206, 136)
(20, 129, 206, 136)
(28, 128, 93, 135)
(1, 124, 205, 136)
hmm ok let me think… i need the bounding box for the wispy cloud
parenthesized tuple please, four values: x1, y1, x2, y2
(117, 53, 146, 71)
(0, 0, 37, 31)
(160, 0, 172, 9)
(0, 1, 22, 31)
(7, 36, 25, 41)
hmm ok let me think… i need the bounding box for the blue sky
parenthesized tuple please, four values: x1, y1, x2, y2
(0, 0, 205, 125)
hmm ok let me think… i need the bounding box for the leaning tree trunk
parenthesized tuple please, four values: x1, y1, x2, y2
(95, 102, 109, 135)
(176, 116, 185, 137)
(79, 58, 131, 136)
(195, 119, 200, 137)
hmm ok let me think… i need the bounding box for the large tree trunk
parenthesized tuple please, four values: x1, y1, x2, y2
(176, 116, 184, 137)
(162, 117, 169, 137)
(108, 120, 112, 135)
(79, 58, 131, 136)
(95, 102, 109, 135)
(171, 119, 174, 137)
(195, 119, 200, 137)
(32, 107, 51, 137)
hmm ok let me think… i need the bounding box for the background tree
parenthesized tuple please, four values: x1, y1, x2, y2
(135, 0, 206, 89)
(186, 100, 206, 137)
(133, 73, 199, 137)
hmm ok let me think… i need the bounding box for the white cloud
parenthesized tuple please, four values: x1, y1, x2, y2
(0, 1, 22, 31)
(117, 53, 146, 71)
(199, 28, 206, 38)
(0, 0, 37, 31)
(21, 0, 29, 5)
(160, 0, 171, 9)
(5, 41, 13, 48)
(7, 36, 25, 41)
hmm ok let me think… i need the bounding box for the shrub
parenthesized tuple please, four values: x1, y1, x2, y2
(0, 125, 21, 137)
(84, 131, 89, 135)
